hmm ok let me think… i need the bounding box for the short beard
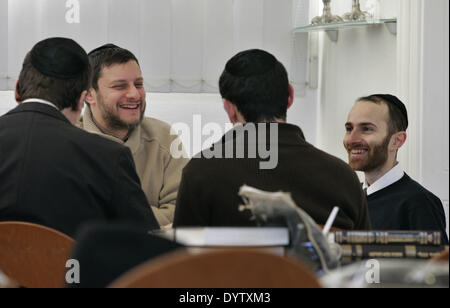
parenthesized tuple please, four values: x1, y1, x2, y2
(352, 134, 391, 172)
(97, 95, 145, 132)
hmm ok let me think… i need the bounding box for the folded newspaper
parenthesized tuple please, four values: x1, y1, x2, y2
(238, 185, 340, 274)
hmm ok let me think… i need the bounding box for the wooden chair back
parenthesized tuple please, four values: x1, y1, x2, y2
(0, 270, 17, 288)
(430, 247, 449, 264)
(110, 248, 322, 288)
(0, 221, 74, 288)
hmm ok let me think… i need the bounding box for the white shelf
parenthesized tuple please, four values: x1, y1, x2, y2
(293, 19, 397, 42)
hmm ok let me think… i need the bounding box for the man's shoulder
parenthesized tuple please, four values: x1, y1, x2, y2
(68, 124, 129, 154)
(304, 143, 357, 175)
(371, 174, 443, 209)
(394, 174, 442, 202)
(139, 117, 180, 148)
(140, 117, 172, 135)
(184, 136, 357, 175)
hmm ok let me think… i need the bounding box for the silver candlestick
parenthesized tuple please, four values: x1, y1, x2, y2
(311, 0, 343, 25)
(343, 0, 369, 21)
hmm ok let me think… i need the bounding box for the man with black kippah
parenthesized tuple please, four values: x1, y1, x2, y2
(0, 37, 159, 237)
(344, 95, 448, 244)
(174, 49, 371, 230)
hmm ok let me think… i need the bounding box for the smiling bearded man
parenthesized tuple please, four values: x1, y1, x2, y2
(345, 109, 391, 175)
(78, 44, 188, 227)
(344, 94, 448, 244)
(91, 58, 145, 137)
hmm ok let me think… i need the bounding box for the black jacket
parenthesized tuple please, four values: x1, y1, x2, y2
(174, 123, 371, 230)
(0, 102, 159, 237)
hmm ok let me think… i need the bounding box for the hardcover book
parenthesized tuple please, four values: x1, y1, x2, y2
(331, 231, 442, 246)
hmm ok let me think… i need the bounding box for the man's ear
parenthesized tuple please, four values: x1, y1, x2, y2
(287, 84, 294, 110)
(390, 131, 407, 151)
(85, 88, 96, 107)
(77, 90, 88, 113)
(223, 99, 238, 124)
(15, 81, 21, 104)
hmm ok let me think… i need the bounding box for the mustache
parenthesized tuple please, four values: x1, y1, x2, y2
(118, 100, 143, 104)
(116, 100, 145, 108)
(346, 143, 369, 150)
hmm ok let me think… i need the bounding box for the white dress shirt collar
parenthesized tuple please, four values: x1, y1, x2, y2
(22, 98, 59, 110)
(363, 164, 405, 196)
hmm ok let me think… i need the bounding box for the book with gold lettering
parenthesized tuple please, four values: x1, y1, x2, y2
(330, 231, 443, 246)
(340, 244, 448, 262)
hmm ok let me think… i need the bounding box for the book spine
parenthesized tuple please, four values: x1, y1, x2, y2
(340, 244, 448, 261)
(333, 231, 442, 246)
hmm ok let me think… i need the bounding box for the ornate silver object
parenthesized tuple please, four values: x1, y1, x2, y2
(311, 0, 344, 25)
(343, 0, 369, 21)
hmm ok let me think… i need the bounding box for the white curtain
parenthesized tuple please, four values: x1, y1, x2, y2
(1, 0, 309, 93)
(0, 0, 8, 90)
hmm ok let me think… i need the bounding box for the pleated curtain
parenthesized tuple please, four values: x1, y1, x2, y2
(0, 0, 309, 93)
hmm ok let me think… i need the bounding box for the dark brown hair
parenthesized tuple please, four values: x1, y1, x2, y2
(16, 52, 91, 111)
(88, 45, 139, 91)
(357, 94, 408, 135)
(219, 49, 290, 123)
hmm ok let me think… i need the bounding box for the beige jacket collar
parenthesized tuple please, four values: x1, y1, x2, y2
(82, 107, 142, 155)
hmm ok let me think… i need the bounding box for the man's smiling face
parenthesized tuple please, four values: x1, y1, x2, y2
(91, 60, 146, 132)
(344, 101, 392, 172)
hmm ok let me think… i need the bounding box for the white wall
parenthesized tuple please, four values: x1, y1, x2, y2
(0, 91, 316, 154)
(415, 0, 449, 236)
(315, 1, 398, 164)
(395, 0, 449, 236)
(1, 0, 315, 143)
(0, 91, 12, 116)
(0, 0, 7, 90)
(1, 0, 299, 93)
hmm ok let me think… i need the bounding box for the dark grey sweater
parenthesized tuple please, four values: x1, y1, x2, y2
(174, 123, 371, 230)
(367, 174, 448, 245)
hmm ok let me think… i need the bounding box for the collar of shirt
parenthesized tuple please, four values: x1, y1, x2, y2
(22, 98, 59, 110)
(90, 111, 133, 142)
(81, 106, 142, 154)
(363, 163, 405, 196)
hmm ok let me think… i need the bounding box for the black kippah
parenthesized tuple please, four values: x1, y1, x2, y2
(225, 49, 278, 77)
(30, 37, 89, 80)
(88, 44, 120, 56)
(375, 94, 409, 130)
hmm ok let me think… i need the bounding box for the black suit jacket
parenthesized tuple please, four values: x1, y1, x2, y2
(69, 222, 183, 288)
(0, 102, 159, 237)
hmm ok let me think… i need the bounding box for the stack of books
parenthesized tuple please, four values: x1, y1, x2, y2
(329, 231, 448, 262)
(152, 227, 290, 255)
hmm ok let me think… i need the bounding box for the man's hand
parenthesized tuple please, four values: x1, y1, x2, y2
(161, 223, 173, 230)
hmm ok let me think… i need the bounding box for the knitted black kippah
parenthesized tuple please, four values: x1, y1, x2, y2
(374, 94, 409, 130)
(88, 43, 120, 57)
(225, 49, 278, 77)
(30, 37, 89, 79)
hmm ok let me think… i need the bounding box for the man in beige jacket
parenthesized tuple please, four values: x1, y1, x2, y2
(78, 44, 188, 227)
